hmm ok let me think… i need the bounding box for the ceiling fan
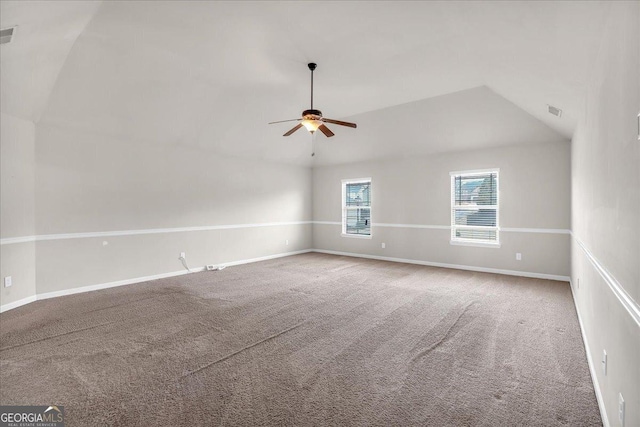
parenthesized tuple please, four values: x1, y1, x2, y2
(269, 63, 357, 137)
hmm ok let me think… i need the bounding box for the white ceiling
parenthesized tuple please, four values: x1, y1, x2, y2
(1, 1, 611, 166)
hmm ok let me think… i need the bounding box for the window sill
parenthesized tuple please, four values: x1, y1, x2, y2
(450, 240, 501, 248)
(341, 233, 372, 239)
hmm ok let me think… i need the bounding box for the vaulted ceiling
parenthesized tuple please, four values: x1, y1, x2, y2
(1, 1, 611, 166)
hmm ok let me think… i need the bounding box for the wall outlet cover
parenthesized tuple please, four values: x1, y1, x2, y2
(4, 276, 12, 287)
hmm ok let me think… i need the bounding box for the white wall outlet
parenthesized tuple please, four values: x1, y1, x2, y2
(206, 265, 215, 271)
(602, 350, 607, 375)
(381, 243, 386, 249)
(618, 392, 625, 425)
(516, 253, 522, 261)
(180, 252, 186, 259)
(285, 239, 289, 246)
(4, 276, 12, 288)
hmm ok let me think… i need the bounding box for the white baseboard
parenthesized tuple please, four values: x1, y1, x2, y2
(569, 280, 610, 427)
(312, 249, 570, 282)
(1, 248, 566, 313)
(216, 249, 313, 268)
(1, 249, 313, 312)
(36, 267, 208, 301)
(0, 295, 38, 313)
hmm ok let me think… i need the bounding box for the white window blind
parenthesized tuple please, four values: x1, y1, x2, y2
(450, 170, 499, 244)
(342, 179, 371, 237)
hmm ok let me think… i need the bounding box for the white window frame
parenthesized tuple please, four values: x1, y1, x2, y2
(450, 168, 500, 248)
(341, 178, 372, 239)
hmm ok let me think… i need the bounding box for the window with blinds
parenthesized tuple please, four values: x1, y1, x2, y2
(342, 178, 371, 237)
(450, 170, 499, 245)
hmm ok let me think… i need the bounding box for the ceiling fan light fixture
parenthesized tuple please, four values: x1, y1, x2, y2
(302, 119, 321, 133)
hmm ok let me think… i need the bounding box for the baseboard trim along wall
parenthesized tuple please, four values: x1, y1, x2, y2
(0, 295, 37, 314)
(312, 249, 571, 282)
(0, 249, 313, 313)
(6, 236, 635, 327)
(1, 247, 569, 313)
(572, 233, 640, 327)
(569, 280, 610, 427)
(36, 267, 207, 301)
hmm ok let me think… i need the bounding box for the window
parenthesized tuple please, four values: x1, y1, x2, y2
(342, 178, 371, 238)
(450, 169, 499, 246)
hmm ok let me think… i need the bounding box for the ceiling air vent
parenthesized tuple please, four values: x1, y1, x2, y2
(547, 105, 562, 118)
(0, 27, 16, 45)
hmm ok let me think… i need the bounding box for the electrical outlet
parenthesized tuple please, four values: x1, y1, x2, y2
(285, 239, 289, 246)
(619, 393, 625, 425)
(602, 350, 607, 375)
(381, 243, 386, 249)
(516, 253, 522, 261)
(180, 252, 186, 259)
(4, 276, 12, 288)
(206, 265, 215, 271)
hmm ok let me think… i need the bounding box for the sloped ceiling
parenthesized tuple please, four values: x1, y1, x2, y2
(311, 86, 567, 166)
(1, 1, 611, 166)
(0, 1, 102, 122)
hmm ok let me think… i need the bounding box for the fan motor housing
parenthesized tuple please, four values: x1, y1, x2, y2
(302, 109, 322, 120)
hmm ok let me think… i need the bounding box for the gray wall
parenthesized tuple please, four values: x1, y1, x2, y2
(33, 123, 313, 297)
(571, 2, 640, 426)
(313, 141, 571, 278)
(1, 121, 313, 309)
(0, 113, 37, 308)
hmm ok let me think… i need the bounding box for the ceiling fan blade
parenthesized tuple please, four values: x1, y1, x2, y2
(322, 118, 357, 128)
(318, 124, 335, 137)
(269, 118, 302, 125)
(283, 123, 303, 136)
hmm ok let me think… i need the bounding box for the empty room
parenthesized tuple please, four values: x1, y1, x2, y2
(1, 1, 638, 426)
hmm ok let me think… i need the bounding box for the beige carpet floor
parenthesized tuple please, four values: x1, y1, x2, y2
(0, 253, 601, 426)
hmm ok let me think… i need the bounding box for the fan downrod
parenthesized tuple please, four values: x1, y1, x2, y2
(308, 63, 317, 109)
